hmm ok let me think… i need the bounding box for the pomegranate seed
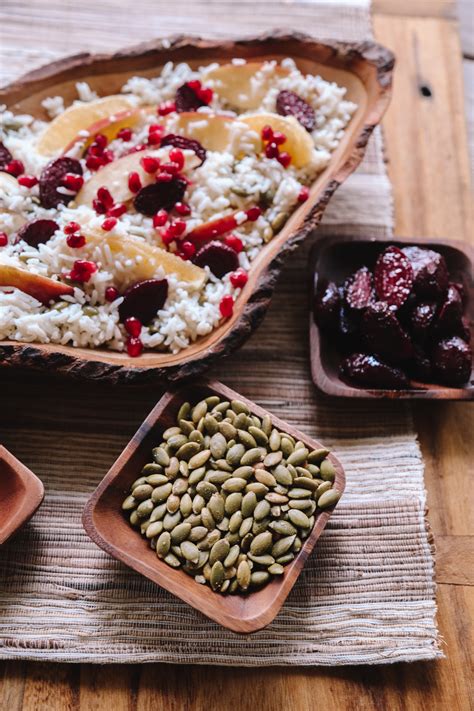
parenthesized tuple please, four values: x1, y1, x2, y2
(61, 173, 84, 191)
(18, 175, 38, 188)
(107, 203, 127, 218)
(161, 228, 176, 246)
(161, 162, 180, 175)
(117, 127, 133, 141)
(224, 234, 243, 253)
(174, 202, 191, 216)
(105, 286, 119, 302)
(127, 144, 147, 154)
(141, 156, 160, 174)
(180, 241, 196, 259)
(124, 316, 142, 337)
(198, 87, 213, 104)
(97, 187, 114, 208)
(92, 198, 107, 214)
(94, 133, 108, 149)
(277, 152, 292, 168)
(187, 80, 202, 92)
(128, 171, 142, 194)
(261, 125, 274, 141)
(156, 172, 173, 183)
(169, 148, 185, 170)
(169, 219, 186, 237)
(153, 210, 169, 228)
(89, 143, 105, 157)
(0, 232, 8, 247)
(157, 101, 176, 116)
(64, 222, 81, 235)
(66, 232, 86, 248)
(298, 186, 310, 202)
(69, 260, 97, 283)
(102, 217, 117, 231)
(127, 336, 143, 357)
(265, 142, 279, 159)
(148, 123, 164, 134)
(148, 132, 163, 146)
(272, 131, 286, 146)
(5, 160, 24, 177)
(230, 268, 248, 288)
(246, 207, 261, 222)
(86, 155, 103, 171)
(102, 150, 114, 164)
(219, 294, 234, 319)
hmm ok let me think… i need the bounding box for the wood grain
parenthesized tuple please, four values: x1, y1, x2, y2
(0, 446, 44, 544)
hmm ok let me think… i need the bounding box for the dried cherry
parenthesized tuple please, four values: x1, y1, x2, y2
(436, 285, 464, 336)
(161, 134, 207, 165)
(344, 267, 374, 310)
(0, 141, 13, 171)
(340, 353, 408, 389)
(193, 241, 239, 278)
(409, 301, 438, 343)
(175, 83, 206, 113)
(276, 90, 316, 132)
(374, 246, 414, 308)
(16, 219, 59, 247)
(314, 280, 340, 330)
(362, 301, 413, 362)
(408, 346, 433, 382)
(431, 336, 472, 385)
(39, 157, 83, 209)
(118, 279, 169, 324)
(402, 246, 448, 299)
(134, 177, 187, 215)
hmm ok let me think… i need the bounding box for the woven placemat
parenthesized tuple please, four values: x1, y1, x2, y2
(0, 0, 441, 665)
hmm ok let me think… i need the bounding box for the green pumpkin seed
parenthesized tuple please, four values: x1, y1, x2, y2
(196, 481, 217, 500)
(255, 469, 276, 487)
(228, 510, 243, 533)
(307, 463, 320, 476)
(209, 539, 230, 566)
(198, 529, 221, 551)
(210, 432, 227, 459)
(174, 441, 200, 461)
(245, 482, 269, 497)
(223, 545, 240, 568)
(241, 491, 258, 517)
(206, 470, 232, 485)
(288, 498, 313, 511)
(288, 509, 311, 528)
(250, 571, 270, 587)
(192, 400, 208, 423)
(219, 421, 237, 440)
(192, 494, 205, 514)
(237, 560, 251, 590)
(167, 434, 188, 451)
(272, 535, 296, 558)
(241, 532, 253, 552)
(254, 499, 271, 521)
(166, 494, 180, 514)
(156, 531, 171, 557)
(265, 492, 288, 505)
(141, 463, 163, 476)
(145, 520, 163, 539)
(252, 518, 270, 536)
(163, 426, 181, 440)
(213, 459, 234, 473)
(150, 503, 167, 522)
(170, 522, 192, 544)
(181, 540, 200, 563)
(268, 563, 284, 575)
(122, 495, 136, 511)
(226, 443, 245, 466)
(188, 449, 211, 470)
(208, 493, 225, 522)
(201, 507, 215, 530)
(276, 553, 295, 565)
(280, 437, 294, 457)
(188, 466, 206, 485)
(188, 526, 208, 542)
(269, 429, 281, 452)
(239, 517, 253, 538)
(179, 419, 195, 436)
(287, 448, 309, 466)
(233, 466, 254, 480)
(293, 537, 302, 553)
(231, 399, 249, 415)
(222, 477, 247, 493)
(316, 481, 333, 498)
(320, 459, 336, 482)
(237, 429, 257, 448)
(145, 473, 169, 486)
(264, 451, 283, 468)
(212, 401, 230, 414)
(172, 478, 188, 496)
(272, 464, 293, 486)
(129, 510, 139, 526)
(164, 552, 181, 568)
(248, 553, 275, 566)
(250, 531, 272, 555)
(317, 489, 341, 509)
(152, 447, 170, 467)
(248, 426, 268, 446)
(288, 488, 312, 499)
(136, 499, 154, 518)
(270, 520, 297, 536)
(163, 511, 181, 530)
(189, 429, 204, 444)
(151, 483, 172, 503)
(225, 492, 243, 515)
(240, 448, 264, 466)
(293, 476, 319, 491)
(270, 211, 289, 233)
(177, 402, 191, 422)
(308, 448, 330, 465)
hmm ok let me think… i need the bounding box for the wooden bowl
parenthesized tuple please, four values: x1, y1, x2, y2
(309, 235, 474, 399)
(0, 445, 44, 544)
(82, 380, 345, 633)
(0, 32, 394, 383)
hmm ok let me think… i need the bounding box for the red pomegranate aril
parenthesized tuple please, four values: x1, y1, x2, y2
(169, 219, 186, 237)
(160, 228, 176, 246)
(180, 240, 196, 259)
(102, 150, 114, 164)
(187, 79, 202, 92)
(97, 186, 114, 208)
(169, 148, 185, 170)
(86, 155, 103, 171)
(141, 156, 160, 174)
(298, 186, 310, 202)
(224, 234, 244, 253)
(272, 131, 287, 146)
(198, 87, 213, 104)
(148, 123, 164, 134)
(5, 159, 24, 177)
(101, 217, 117, 231)
(0, 232, 8, 247)
(161, 161, 180, 175)
(92, 198, 107, 214)
(156, 171, 173, 183)
(94, 133, 108, 149)
(230, 268, 248, 288)
(219, 295, 234, 319)
(261, 125, 274, 141)
(174, 202, 191, 216)
(265, 142, 279, 159)
(124, 316, 142, 337)
(128, 171, 142, 194)
(69, 259, 97, 283)
(157, 101, 176, 116)
(153, 210, 169, 228)
(107, 203, 127, 218)
(61, 173, 84, 191)
(277, 152, 291, 168)
(64, 221, 81, 235)
(89, 143, 105, 158)
(18, 175, 38, 188)
(105, 286, 119, 302)
(147, 132, 163, 146)
(66, 232, 86, 248)
(127, 336, 143, 357)
(246, 207, 261, 222)
(116, 127, 133, 141)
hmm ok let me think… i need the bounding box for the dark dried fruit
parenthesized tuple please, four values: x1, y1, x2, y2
(0, 141, 13, 171)
(402, 246, 448, 299)
(344, 267, 374, 310)
(408, 346, 432, 382)
(436, 285, 464, 336)
(134, 177, 187, 215)
(362, 301, 413, 362)
(16, 219, 59, 248)
(340, 353, 408, 389)
(374, 246, 414, 308)
(431, 336, 472, 386)
(276, 90, 316, 132)
(338, 302, 360, 346)
(450, 281, 466, 306)
(118, 279, 168, 324)
(175, 83, 206, 113)
(314, 280, 340, 330)
(409, 301, 438, 343)
(39, 157, 83, 209)
(193, 240, 239, 278)
(161, 134, 206, 165)
(458, 316, 471, 343)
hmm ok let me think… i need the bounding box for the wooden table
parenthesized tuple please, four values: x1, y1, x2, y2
(1, 1, 473, 708)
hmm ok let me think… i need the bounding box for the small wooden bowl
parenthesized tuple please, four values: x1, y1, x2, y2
(0, 445, 44, 544)
(82, 380, 345, 633)
(309, 235, 474, 399)
(0, 32, 394, 383)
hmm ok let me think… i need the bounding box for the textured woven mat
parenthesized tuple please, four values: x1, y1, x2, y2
(0, 0, 441, 665)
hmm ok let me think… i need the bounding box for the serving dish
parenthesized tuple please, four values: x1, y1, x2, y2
(310, 235, 474, 399)
(0, 32, 394, 383)
(0, 445, 44, 544)
(82, 380, 345, 632)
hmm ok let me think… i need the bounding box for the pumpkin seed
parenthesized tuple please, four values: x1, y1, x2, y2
(179, 419, 195, 436)
(255, 469, 276, 487)
(293, 476, 319, 491)
(240, 448, 264, 466)
(268, 563, 284, 575)
(146, 521, 163, 539)
(188, 526, 208, 542)
(320, 459, 336, 482)
(188, 466, 206, 485)
(192, 400, 208, 423)
(209, 539, 230, 566)
(239, 517, 253, 538)
(237, 429, 257, 448)
(225, 492, 243, 515)
(188, 449, 211, 470)
(287, 448, 309, 466)
(254, 499, 271, 521)
(280, 437, 294, 457)
(210, 432, 227, 459)
(170, 522, 191, 543)
(136, 500, 154, 518)
(250, 531, 272, 555)
(237, 560, 251, 590)
(288, 499, 313, 511)
(264, 451, 283, 468)
(122, 495, 136, 511)
(288, 488, 312, 499)
(308, 448, 330, 464)
(177, 402, 191, 422)
(250, 571, 270, 587)
(163, 511, 181, 530)
(316, 481, 333, 498)
(317, 489, 341, 509)
(152, 447, 170, 467)
(272, 535, 296, 558)
(167, 434, 188, 451)
(226, 443, 245, 466)
(231, 399, 249, 415)
(241, 491, 257, 517)
(189, 429, 204, 444)
(146, 473, 169, 486)
(288, 509, 311, 528)
(219, 421, 237, 440)
(175, 441, 200, 461)
(270, 520, 297, 536)
(201, 507, 215, 530)
(222, 477, 247, 493)
(248, 553, 275, 566)
(276, 553, 295, 565)
(181, 540, 200, 564)
(246, 482, 269, 497)
(156, 531, 171, 558)
(208, 493, 225, 522)
(164, 552, 181, 568)
(151, 483, 172, 503)
(141, 463, 163, 476)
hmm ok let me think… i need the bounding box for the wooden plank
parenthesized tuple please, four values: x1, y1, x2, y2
(373, 0, 455, 19)
(435, 536, 474, 585)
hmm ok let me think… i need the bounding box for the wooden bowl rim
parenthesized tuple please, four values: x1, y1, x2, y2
(82, 379, 346, 633)
(0, 32, 394, 383)
(0, 445, 45, 544)
(309, 234, 474, 400)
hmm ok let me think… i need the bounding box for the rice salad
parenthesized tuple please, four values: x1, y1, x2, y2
(0, 58, 356, 356)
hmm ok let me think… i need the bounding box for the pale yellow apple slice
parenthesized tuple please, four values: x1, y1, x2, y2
(203, 62, 290, 110)
(84, 230, 206, 289)
(75, 148, 199, 208)
(0, 262, 74, 304)
(167, 112, 259, 153)
(37, 95, 136, 156)
(240, 113, 314, 167)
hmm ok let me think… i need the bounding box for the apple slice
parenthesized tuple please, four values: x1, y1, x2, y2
(0, 263, 74, 304)
(62, 108, 142, 154)
(166, 112, 259, 154)
(75, 147, 200, 208)
(83, 230, 206, 289)
(37, 95, 136, 156)
(240, 113, 314, 167)
(203, 62, 290, 110)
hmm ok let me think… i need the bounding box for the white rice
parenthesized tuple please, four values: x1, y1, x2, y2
(0, 59, 356, 354)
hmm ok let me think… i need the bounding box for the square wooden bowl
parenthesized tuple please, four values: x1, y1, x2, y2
(82, 380, 345, 633)
(0, 445, 44, 544)
(309, 235, 474, 400)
